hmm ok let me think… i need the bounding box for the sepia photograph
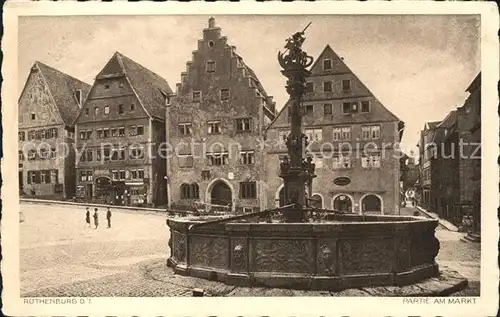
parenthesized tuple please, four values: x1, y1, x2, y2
(2, 2, 498, 316)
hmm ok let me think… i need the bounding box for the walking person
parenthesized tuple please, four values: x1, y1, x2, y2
(93, 208, 99, 229)
(106, 207, 112, 228)
(85, 207, 91, 228)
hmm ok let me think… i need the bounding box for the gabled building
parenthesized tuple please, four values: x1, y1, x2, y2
(417, 120, 441, 210)
(75, 52, 173, 207)
(265, 45, 404, 214)
(417, 72, 481, 234)
(18, 61, 90, 199)
(166, 17, 277, 213)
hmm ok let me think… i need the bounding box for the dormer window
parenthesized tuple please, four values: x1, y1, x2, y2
(361, 101, 371, 113)
(206, 61, 216, 73)
(323, 59, 332, 70)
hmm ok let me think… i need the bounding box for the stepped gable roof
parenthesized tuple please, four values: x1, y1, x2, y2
(34, 61, 91, 126)
(97, 51, 173, 121)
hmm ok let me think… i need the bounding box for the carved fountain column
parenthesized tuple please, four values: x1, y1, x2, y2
(278, 28, 316, 223)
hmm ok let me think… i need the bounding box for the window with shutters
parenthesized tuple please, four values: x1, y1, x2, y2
(240, 151, 255, 165)
(178, 123, 192, 136)
(239, 182, 257, 199)
(207, 120, 221, 134)
(236, 118, 252, 132)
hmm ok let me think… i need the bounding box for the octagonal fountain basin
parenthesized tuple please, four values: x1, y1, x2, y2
(166, 214, 440, 291)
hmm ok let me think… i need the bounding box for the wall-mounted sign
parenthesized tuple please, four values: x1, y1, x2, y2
(333, 177, 351, 186)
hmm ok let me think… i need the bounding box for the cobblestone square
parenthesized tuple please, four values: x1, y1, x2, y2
(20, 203, 480, 297)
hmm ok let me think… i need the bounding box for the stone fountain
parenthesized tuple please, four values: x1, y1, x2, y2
(166, 25, 440, 291)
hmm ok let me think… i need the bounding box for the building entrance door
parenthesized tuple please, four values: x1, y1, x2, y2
(210, 180, 232, 207)
(86, 184, 93, 198)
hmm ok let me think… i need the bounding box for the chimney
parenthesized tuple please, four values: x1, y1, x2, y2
(208, 17, 216, 28)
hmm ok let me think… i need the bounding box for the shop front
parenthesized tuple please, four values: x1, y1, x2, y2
(125, 179, 148, 206)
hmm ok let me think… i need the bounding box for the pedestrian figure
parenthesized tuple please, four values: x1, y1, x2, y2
(93, 208, 99, 229)
(85, 207, 91, 228)
(106, 207, 112, 228)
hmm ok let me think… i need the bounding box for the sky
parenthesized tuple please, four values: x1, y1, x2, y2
(18, 15, 480, 155)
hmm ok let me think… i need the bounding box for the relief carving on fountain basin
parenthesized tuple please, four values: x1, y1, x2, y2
(189, 235, 229, 269)
(172, 232, 187, 263)
(317, 239, 338, 275)
(252, 239, 314, 273)
(231, 238, 248, 273)
(340, 238, 394, 274)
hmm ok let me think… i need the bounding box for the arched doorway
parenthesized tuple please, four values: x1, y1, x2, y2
(361, 194, 382, 213)
(333, 194, 352, 213)
(310, 194, 323, 209)
(210, 180, 232, 208)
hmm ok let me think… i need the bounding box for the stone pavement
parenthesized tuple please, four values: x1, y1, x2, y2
(20, 202, 480, 297)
